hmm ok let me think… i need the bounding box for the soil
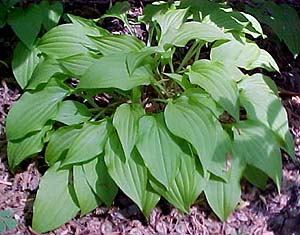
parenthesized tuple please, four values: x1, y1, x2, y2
(1, 1, 300, 234)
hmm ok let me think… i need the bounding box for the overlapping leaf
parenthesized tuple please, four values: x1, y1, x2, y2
(188, 60, 239, 120)
(104, 128, 160, 216)
(82, 156, 118, 207)
(78, 53, 152, 90)
(164, 96, 217, 173)
(61, 121, 108, 166)
(12, 42, 41, 89)
(54, 100, 91, 125)
(73, 165, 101, 216)
(6, 81, 69, 140)
(45, 125, 82, 166)
(238, 74, 294, 158)
(113, 103, 144, 160)
(232, 120, 282, 191)
(136, 115, 181, 188)
(32, 162, 79, 233)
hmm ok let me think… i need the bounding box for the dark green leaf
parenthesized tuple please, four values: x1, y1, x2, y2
(7, 4, 43, 48)
(82, 156, 118, 207)
(32, 162, 79, 233)
(12, 42, 42, 89)
(243, 165, 268, 190)
(39, 0, 63, 31)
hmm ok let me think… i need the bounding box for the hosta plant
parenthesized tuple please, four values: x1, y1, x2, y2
(6, 0, 294, 233)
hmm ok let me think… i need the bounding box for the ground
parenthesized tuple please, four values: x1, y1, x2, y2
(0, 0, 300, 234)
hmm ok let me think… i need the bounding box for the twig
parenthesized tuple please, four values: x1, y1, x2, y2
(0, 179, 12, 186)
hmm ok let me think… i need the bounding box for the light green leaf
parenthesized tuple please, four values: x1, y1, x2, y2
(8, 125, 51, 169)
(164, 96, 217, 173)
(12, 42, 41, 89)
(188, 59, 239, 120)
(104, 128, 160, 216)
(204, 155, 245, 221)
(73, 165, 101, 216)
(136, 114, 181, 188)
(54, 100, 91, 125)
(82, 156, 118, 207)
(159, 22, 228, 51)
(6, 81, 69, 140)
(211, 39, 260, 70)
(62, 121, 108, 166)
(58, 53, 98, 76)
(113, 103, 144, 160)
(27, 58, 64, 90)
(153, 8, 187, 36)
(232, 120, 282, 191)
(7, 4, 43, 48)
(39, 1, 63, 31)
(45, 125, 82, 166)
(151, 151, 207, 213)
(32, 162, 79, 233)
(238, 74, 294, 158)
(38, 23, 103, 58)
(78, 53, 151, 91)
(247, 48, 279, 72)
(90, 34, 145, 56)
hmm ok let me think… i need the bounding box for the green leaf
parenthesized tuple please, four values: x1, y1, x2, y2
(12, 42, 41, 89)
(151, 151, 207, 213)
(113, 103, 144, 160)
(164, 96, 217, 173)
(38, 23, 103, 58)
(247, 48, 279, 72)
(6, 81, 69, 140)
(232, 120, 282, 191)
(204, 155, 245, 221)
(8, 125, 52, 168)
(7, 4, 43, 48)
(4, 217, 17, 229)
(158, 22, 228, 51)
(78, 53, 151, 91)
(27, 58, 64, 90)
(90, 34, 145, 56)
(39, 0, 63, 31)
(188, 59, 239, 120)
(82, 156, 118, 207)
(61, 121, 108, 166)
(73, 165, 101, 215)
(136, 114, 181, 188)
(238, 74, 294, 158)
(211, 39, 260, 69)
(0, 221, 5, 232)
(58, 53, 98, 76)
(246, 2, 300, 56)
(45, 125, 82, 166)
(243, 165, 268, 190)
(104, 128, 160, 216)
(54, 100, 91, 125)
(32, 162, 79, 233)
